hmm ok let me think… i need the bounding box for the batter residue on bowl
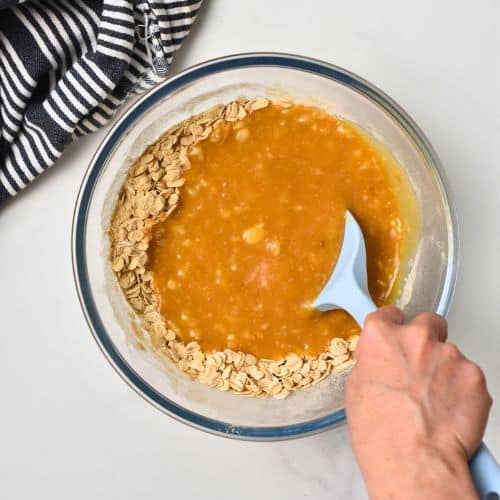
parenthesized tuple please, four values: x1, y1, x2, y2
(109, 98, 418, 399)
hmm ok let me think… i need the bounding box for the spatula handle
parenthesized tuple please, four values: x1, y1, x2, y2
(469, 443, 500, 499)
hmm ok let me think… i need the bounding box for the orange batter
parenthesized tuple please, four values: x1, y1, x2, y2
(148, 103, 415, 359)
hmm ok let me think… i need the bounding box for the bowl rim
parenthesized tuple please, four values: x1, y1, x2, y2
(72, 52, 459, 441)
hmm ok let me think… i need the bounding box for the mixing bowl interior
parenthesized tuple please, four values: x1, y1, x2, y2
(73, 54, 457, 439)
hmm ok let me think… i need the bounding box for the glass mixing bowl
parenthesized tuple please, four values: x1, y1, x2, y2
(72, 53, 458, 440)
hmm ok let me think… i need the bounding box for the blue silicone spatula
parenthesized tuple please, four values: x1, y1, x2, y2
(313, 210, 500, 500)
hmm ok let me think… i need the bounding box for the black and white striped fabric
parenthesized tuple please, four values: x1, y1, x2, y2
(0, 0, 202, 203)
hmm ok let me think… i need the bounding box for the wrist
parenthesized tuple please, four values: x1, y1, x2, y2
(361, 441, 477, 500)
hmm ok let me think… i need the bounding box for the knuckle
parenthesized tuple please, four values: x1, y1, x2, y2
(380, 305, 405, 319)
(364, 306, 404, 331)
(414, 311, 444, 324)
(363, 315, 385, 336)
(413, 312, 435, 325)
(405, 324, 432, 342)
(442, 342, 461, 359)
(413, 312, 448, 332)
(463, 361, 486, 386)
(438, 315, 448, 330)
(363, 312, 381, 329)
(405, 314, 448, 343)
(484, 388, 493, 407)
(487, 392, 493, 408)
(379, 306, 405, 325)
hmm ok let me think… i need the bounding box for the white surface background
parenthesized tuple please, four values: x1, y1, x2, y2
(1, 1, 499, 498)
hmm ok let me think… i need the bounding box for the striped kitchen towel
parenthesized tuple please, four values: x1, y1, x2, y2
(0, 0, 203, 203)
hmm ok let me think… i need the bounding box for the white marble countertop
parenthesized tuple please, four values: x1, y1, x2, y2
(1, 1, 498, 498)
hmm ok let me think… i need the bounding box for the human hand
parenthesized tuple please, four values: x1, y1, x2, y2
(345, 306, 492, 500)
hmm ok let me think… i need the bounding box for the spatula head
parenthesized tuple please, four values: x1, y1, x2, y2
(312, 210, 371, 320)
